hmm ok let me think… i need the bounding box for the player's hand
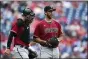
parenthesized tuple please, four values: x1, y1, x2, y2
(40, 40, 52, 47)
(39, 40, 48, 46)
(4, 49, 11, 55)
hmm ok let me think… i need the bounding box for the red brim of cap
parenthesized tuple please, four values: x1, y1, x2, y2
(53, 9, 56, 11)
(49, 9, 56, 11)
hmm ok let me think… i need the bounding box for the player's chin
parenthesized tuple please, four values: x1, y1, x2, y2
(48, 16, 52, 19)
(28, 20, 33, 24)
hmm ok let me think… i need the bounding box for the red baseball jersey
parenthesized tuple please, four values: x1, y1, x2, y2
(11, 21, 29, 46)
(34, 19, 62, 41)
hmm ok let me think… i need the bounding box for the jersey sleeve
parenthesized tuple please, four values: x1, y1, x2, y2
(11, 22, 18, 34)
(57, 23, 63, 37)
(33, 24, 41, 38)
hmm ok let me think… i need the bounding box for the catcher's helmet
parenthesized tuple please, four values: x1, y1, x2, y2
(22, 8, 35, 16)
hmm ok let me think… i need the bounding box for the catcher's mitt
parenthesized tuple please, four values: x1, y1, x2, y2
(47, 37, 59, 48)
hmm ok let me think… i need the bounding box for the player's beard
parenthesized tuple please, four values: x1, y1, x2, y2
(25, 19, 33, 26)
(46, 14, 52, 19)
(24, 20, 29, 26)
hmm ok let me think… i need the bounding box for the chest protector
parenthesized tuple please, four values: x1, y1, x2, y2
(17, 19, 30, 44)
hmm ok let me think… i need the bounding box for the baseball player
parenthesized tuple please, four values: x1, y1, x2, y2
(33, 6, 63, 58)
(4, 8, 37, 59)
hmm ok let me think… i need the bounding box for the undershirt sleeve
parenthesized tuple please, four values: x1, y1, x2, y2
(7, 31, 17, 49)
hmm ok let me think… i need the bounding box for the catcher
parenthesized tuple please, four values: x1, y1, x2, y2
(33, 6, 63, 58)
(4, 8, 37, 59)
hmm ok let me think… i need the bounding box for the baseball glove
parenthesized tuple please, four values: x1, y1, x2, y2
(28, 48, 38, 59)
(47, 37, 59, 48)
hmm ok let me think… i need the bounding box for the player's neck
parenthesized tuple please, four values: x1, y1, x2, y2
(45, 18, 53, 22)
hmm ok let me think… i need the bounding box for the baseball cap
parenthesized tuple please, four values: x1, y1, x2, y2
(44, 6, 56, 12)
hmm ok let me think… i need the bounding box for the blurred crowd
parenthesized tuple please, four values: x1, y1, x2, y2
(0, 1, 88, 58)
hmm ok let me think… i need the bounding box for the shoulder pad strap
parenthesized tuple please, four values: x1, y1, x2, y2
(17, 18, 24, 27)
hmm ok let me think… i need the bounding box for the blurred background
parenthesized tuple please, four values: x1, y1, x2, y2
(0, 1, 88, 58)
